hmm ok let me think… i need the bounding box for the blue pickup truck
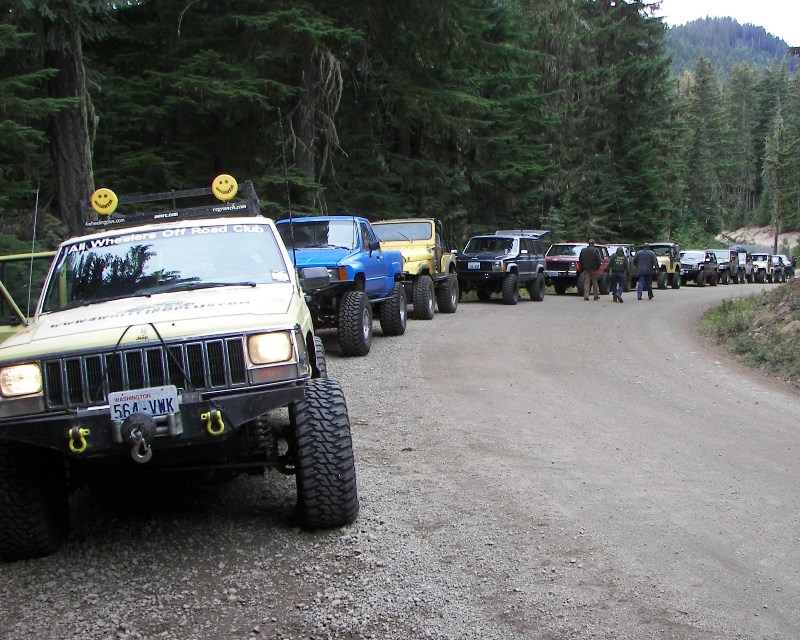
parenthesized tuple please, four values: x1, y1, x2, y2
(276, 216, 407, 356)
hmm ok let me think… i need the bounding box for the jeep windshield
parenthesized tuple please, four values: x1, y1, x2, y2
(372, 221, 431, 242)
(277, 219, 358, 250)
(40, 222, 290, 312)
(650, 245, 673, 256)
(680, 251, 705, 262)
(463, 237, 515, 253)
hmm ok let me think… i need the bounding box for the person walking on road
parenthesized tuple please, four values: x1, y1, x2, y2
(633, 243, 659, 300)
(608, 246, 629, 303)
(579, 239, 603, 301)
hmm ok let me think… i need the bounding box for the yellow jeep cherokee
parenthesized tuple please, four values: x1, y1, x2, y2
(0, 178, 358, 560)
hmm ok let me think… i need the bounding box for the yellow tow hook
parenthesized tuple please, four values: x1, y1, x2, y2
(200, 410, 225, 436)
(68, 427, 91, 454)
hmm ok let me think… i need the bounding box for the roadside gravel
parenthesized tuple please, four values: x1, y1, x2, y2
(1, 284, 798, 640)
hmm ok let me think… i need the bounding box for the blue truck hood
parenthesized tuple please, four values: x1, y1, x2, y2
(288, 247, 353, 267)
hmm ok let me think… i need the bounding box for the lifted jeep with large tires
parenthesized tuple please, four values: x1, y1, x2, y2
(372, 218, 459, 319)
(0, 178, 359, 561)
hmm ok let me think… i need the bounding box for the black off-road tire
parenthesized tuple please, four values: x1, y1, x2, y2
(529, 272, 546, 301)
(696, 273, 705, 287)
(412, 275, 435, 320)
(436, 274, 459, 313)
(657, 271, 668, 289)
(670, 272, 681, 289)
(554, 281, 567, 295)
(312, 336, 328, 378)
(720, 270, 730, 285)
(338, 290, 372, 357)
(292, 378, 359, 529)
(576, 272, 587, 297)
(0, 441, 69, 561)
(379, 282, 407, 336)
(623, 278, 631, 293)
(501, 273, 520, 305)
(756, 270, 766, 283)
(709, 273, 718, 286)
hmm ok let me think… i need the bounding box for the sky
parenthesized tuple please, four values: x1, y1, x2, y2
(654, 0, 800, 46)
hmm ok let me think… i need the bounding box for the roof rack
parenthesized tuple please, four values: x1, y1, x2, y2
(78, 179, 261, 234)
(494, 229, 550, 239)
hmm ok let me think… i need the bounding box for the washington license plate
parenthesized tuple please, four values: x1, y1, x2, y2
(108, 385, 179, 420)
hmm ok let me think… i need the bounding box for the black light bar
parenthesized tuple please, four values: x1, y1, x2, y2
(78, 181, 261, 234)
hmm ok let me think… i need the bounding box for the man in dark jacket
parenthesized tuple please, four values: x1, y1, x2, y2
(579, 239, 602, 301)
(633, 243, 659, 300)
(608, 246, 630, 303)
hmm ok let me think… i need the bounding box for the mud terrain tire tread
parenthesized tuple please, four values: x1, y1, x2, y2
(412, 276, 435, 320)
(529, 272, 546, 301)
(293, 378, 359, 529)
(0, 441, 69, 561)
(380, 283, 407, 336)
(312, 336, 328, 379)
(501, 273, 520, 305)
(338, 291, 372, 357)
(577, 272, 587, 298)
(657, 271, 668, 289)
(436, 274, 459, 313)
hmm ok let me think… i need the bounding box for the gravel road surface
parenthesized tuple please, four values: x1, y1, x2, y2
(1, 282, 798, 640)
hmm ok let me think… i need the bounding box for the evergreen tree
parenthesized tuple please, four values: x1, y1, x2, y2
(0, 23, 72, 217)
(722, 63, 760, 226)
(680, 56, 731, 235)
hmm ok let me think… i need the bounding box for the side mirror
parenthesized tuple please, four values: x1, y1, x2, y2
(369, 240, 381, 252)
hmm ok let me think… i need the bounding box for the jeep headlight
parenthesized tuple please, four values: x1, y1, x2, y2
(248, 332, 295, 365)
(0, 363, 43, 397)
(492, 260, 505, 271)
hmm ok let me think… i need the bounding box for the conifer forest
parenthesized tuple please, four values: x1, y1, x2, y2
(1, 1, 799, 250)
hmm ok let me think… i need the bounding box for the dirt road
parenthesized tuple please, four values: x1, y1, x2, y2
(1, 282, 798, 640)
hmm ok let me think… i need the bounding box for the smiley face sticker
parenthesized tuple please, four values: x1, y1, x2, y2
(211, 174, 238, 201)
(90, 188, 119, 216)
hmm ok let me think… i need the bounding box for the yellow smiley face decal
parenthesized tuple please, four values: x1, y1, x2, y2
(211, 174, 238, 201)
(90, 188, 119, 216)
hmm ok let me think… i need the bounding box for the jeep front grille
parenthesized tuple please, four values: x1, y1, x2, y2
(43, 337, 248, 410)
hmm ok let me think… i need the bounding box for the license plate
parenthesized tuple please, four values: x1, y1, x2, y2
(547, 270, 562, 277)
(108, 385, 179, 420)
(468, 262, 481, 269)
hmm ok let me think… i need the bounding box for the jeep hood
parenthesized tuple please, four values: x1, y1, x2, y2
(459, 251, 509, 261)
(0, 284, 300, 360)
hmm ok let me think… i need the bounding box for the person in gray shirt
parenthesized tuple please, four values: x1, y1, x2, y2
(633, 243, 659, 300)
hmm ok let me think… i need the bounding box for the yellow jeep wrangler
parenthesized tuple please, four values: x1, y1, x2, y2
(648, 242, 682, 289)
(372, 218, 459, 319)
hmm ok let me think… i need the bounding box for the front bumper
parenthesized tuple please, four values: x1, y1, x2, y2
(0, 383, 304, 459)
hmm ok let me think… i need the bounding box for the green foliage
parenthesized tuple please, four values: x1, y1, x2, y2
(667, 18, 797, 78)
(701, 285, 800, 388)
(0, 0, 796, 248)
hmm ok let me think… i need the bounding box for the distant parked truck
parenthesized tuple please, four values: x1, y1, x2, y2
(750, 253, 777, 284)
(707, 249, 740, 284)
(734, 250, 755, 283)
(545, 241, 611, 296)
(276, 216, 407, 356)
(647, 242, 682, 289)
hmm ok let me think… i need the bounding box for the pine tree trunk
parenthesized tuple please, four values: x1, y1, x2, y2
(293, 46, 317, 209)
(47, 22, 94, 236)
